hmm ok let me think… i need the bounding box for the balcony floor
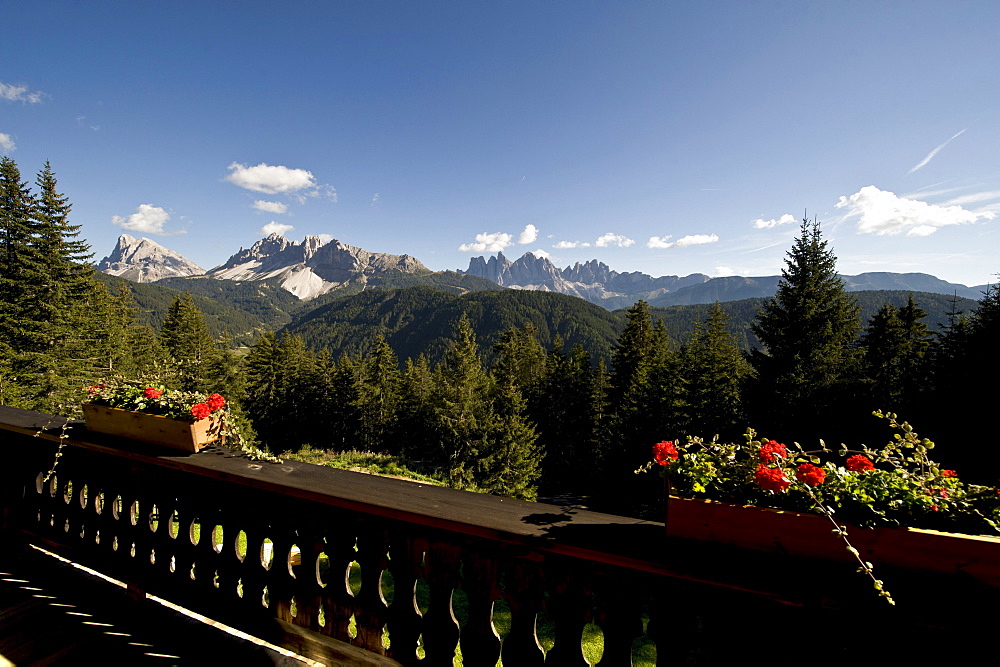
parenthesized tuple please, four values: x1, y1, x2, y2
(0, 545, 309, 666)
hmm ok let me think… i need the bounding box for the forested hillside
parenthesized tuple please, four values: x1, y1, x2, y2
(4, 158, 998, 511)
(283, 286, 623, 363)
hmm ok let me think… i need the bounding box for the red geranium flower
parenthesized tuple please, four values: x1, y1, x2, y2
(755, 465, 790, 493)
(143, 387, 162, 400)
(796, 463, 826, 486)
(206, 393, 226, 411)
(652, 440, 679, 466)
(759, 440, 787, 464)
(941, 470, 958, 478)
(190, 402, 212, 420)
(846, 454, 875, 472)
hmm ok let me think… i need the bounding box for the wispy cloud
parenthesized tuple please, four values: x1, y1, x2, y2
(370, 193, 380, 207)
(111, 204, 182, 236)
(518, 224, 538, 244)
(836, 185, 995, 236)
(252, 200, 288, 214)
(261, 221, 294, 236)
(940, 190, 1000, 207)
(908, 129, 966, 174)
(752, 213, 796, 229)
(459, 232, 513, 252)
(0, 133, 14, 153)
(647, 233, 719, 249)
(0, 81, 45, 104)
(553, 240, 591, 249)
(595, 232, 634, 248)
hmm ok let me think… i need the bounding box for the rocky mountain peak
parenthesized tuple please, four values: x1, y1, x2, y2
(206, 233, 429, 300)
(98, 234, 204, 283)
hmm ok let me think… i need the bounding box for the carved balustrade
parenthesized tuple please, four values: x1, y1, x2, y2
(2, 405, 995, 665)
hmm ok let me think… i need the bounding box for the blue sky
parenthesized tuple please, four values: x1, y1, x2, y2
(3, 1, 999, 287)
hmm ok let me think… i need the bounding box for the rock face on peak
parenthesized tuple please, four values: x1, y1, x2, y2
(98, 234, 205, 283)
(208, 234, 429, 300)
(463, 252, 712, 309)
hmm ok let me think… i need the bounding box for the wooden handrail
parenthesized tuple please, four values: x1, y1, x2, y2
(2, 405, 996, 665)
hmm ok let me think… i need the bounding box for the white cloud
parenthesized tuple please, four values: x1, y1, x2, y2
(752, 213, 796, 229)
(0, 133, 14, 152)
(225, 162, 316, 194)
(554, 240, 591, 249)
(908, 129, 966, 174)
(714, 266, 750, 277)
(261, 221, 295, 236)
(0, 82, 45, 104)
(459, 232, 514, 252)
(518, 224, 539, 244)
(647, 233, 719, 249)
(529, 248, 550, 259)
(370, 192, 380, 207)
(252, 200, 288, 214)
(595, 233, 634, 248)
(111, 204, 179, 235)
(836, 185, 996, 236)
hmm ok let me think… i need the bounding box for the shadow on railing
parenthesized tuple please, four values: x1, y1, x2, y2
(2, 405, 995, 665)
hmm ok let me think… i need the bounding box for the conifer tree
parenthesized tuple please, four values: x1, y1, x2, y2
(357, 335, 402, 452)
(242, 331, 284, 445)
(479, 376, 540, 500)
(750, 218, 861, 437)
(532, 337, 603, 494)
(160, 292, 219, 391)
(325, 352, 362, 450)
(433, 313, 494, 490)
(0, 157, 44, 365)
(859, 297, 930, 415)
(682, 302, 751, 438)
(103, 282, 167, 377)
(398, 354, 438, 459)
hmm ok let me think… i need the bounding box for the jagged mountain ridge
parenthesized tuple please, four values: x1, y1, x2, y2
(462, 251, 987, 307)
(97, 234, 205, 282)
(96, 234, 989, 308)
(206, 233, 429, 300)
(463, 251, 711, 309)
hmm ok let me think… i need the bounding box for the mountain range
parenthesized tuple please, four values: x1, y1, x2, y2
(97, 234, 990, 310)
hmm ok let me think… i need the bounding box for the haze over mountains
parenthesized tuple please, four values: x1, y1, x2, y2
(97, 234, 989, 310)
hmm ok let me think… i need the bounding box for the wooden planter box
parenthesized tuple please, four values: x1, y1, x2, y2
(667, 495, 1000, 587)
(82, 404, 223, 453)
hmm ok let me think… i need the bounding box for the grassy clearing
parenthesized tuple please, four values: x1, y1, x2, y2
(281, 446, 446, 485)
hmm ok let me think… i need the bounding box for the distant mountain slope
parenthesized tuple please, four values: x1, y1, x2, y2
(649, 272, 985, 307)
(152, 276, 304, 332)
(647, 290, 978, 351)
(98, 234, 204, 282)
(95, 273, 268, 343)
(464, 251, 988, 308)
(283, 286, 623, 363)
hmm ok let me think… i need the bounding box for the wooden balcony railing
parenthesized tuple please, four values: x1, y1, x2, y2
(1, 405, 996, 665)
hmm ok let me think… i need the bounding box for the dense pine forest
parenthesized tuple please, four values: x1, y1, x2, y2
(2, 157, 998, 514)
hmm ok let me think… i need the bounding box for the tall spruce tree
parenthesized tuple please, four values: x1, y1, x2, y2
(682, 302, 752, 438)
(357, 335, 403, 453)
(859, 296, 930, 415)
(159, 292, 219, 392)
(602, 300, 676, 514)
(750, 218, 861, 438)
(433, 313, 494, 490)
(0, 157, 45, 388)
